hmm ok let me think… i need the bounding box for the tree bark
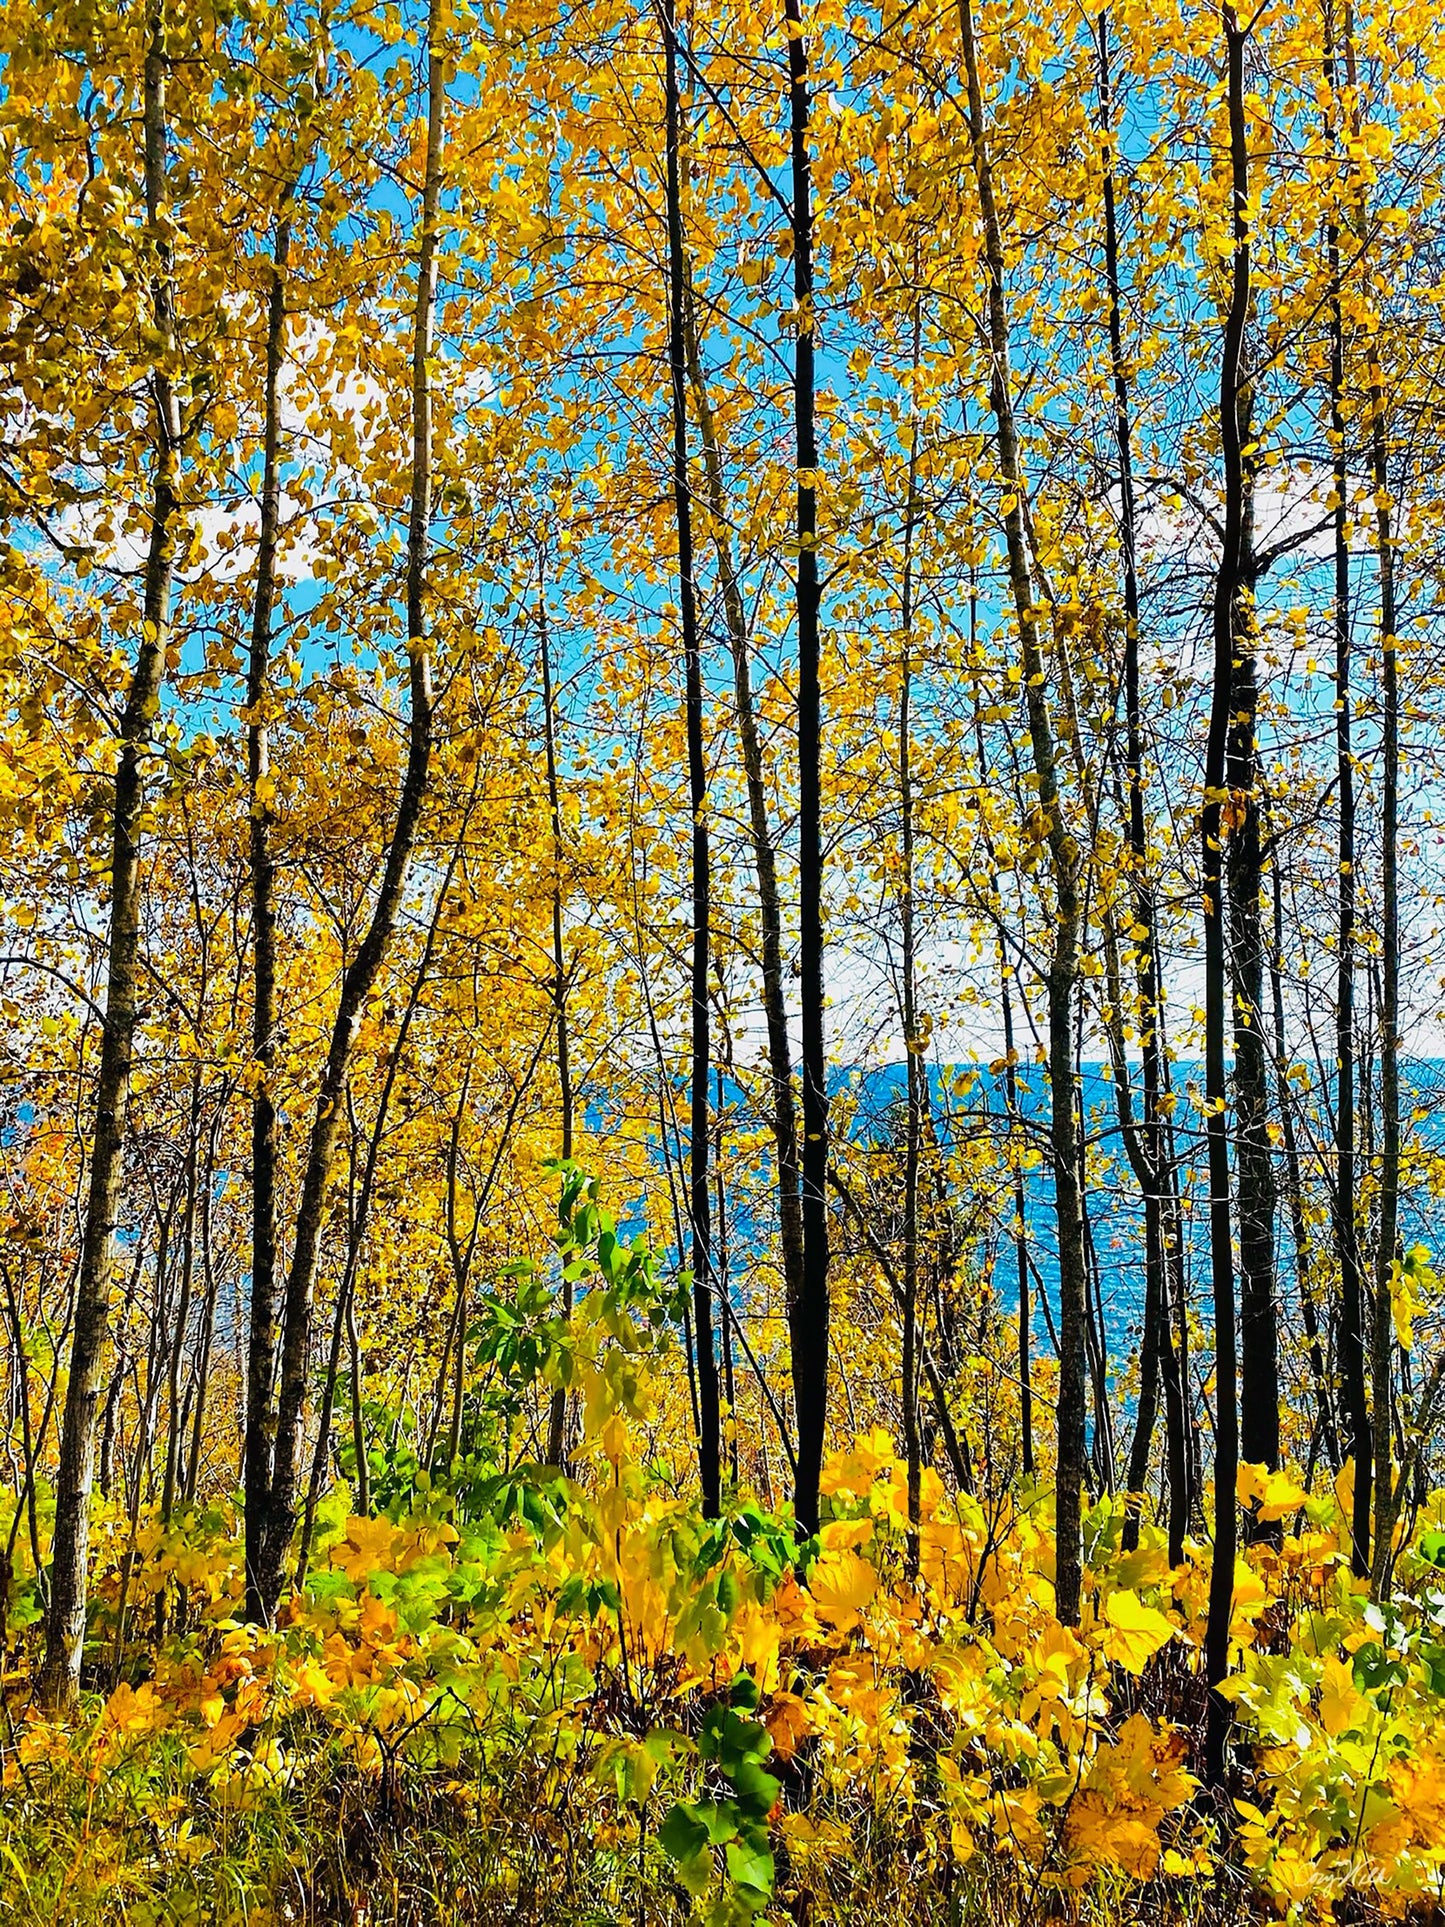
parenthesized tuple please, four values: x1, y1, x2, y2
(786, 0, 830, 1538)
(1269, 867, 1340, 1473)
(541, 601, 576, 1471)
(898, 337, 923, 1558)
(1097, 8, 1188, 1566)
(999, 949, 1034, 1478)
(243, 190, 297, 1623)
(1321, 70, 1370, 1564)
(40, 0, 181, 1708)
(1203, 0, 1250, 1790)
(662, 0, 719, 1516)
(956, 0, 1087, 1622)
(681, 304, 806, 1381)
(1227, 517, 1281, 1492)
(256, 8, 442, 1615)
(1367, 267, 1401, 1593)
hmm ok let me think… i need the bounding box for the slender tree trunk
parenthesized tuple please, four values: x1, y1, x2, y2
(898, 355, 923, 1558)
(183, 1198, 220, 1504)
(161, 1076, 201, 1526)
(40, 3, 181, 1708)
(786, 0, 829, 1537)
(682, 304, 806, 1371)
(1328, 16, 1400, 1590)
(243, 191, 296, 1624)
(716, 1073, 740, 1486)
(1227, 530, 1281, 1492)
(240, 48, 327, 1614)
(1368, 279, 1401, 1593)
(296, 828, 464, 1579)
(663, 0, 719, 1516)
(1098, 8, 1187, 1566)
(956, 0, 1087, 1621)
(999, 951, 1034, 1477)
(256, 11, 442, 1615)
(1077, 1051, 1116, 1498)
(1321, 111, 1370, 1564)
(1, 1260, 46, 1604)
(1269, 868, 1340, 1473)
(541, 603, 576, 1470)
(1203, 1, 1250, 1790)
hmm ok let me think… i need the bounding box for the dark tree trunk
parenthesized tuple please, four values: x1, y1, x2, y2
(256, 8, 442, 1616)
(786, 0, 830, 1538)
(40, 0, 180, 1708)
(1203, 1, 1250, 1790)
(1368, 280, 1401, 1591)
(898, 350, 923, 1557)
(1098, 8, 1187, 1567)
(1269, 869, 1340, 1474)
(662, 0, 719, 1517)
(541, 603, 576, 1471)
(957, 0, 1087, 1622)
(682, 307, 806, 1420)
(1322, 105, 1370, 1564)
(1227, 527, 1281, 1490)
(243, 194, 295, 1624)
(716, 1075, 740, 1486)
(999, 955, 1033, 1478)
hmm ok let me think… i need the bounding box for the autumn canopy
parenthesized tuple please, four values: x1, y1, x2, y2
(3, 0, 1445, 1918)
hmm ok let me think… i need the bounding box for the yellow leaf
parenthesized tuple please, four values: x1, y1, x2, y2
(1318, 1654, 1361, 1737)
(332, 1515, 400, 1585)
(764, 1691, 810, 1761)
(103, 1680, 166, 1736)
(1100, 1588, 1176, 1674)
(1237, 1460, 1306, 1523)
(808, 1548, 878, 1632)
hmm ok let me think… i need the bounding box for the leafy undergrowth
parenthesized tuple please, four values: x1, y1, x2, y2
(4, 1450, 1445, 1926)
(5, 1189, 1445, 1924)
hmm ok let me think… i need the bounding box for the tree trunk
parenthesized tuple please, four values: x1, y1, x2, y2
(1269, 867, 1340, 1473)
(999, 950, 1034, 1478)
(161, 1074, 201, 1527)
(786, 0, 830, 1538)
(1097, 8, 1187, 1566)
(662, 0, 719, 1517)
(1203, 0, 1250, 1790)
(256, 8, 442, 1615)
(1227, 524, 1281, 1493)
(1368, 275, 1401, 1593)
(956, 0, 1087, 1622)
(243, 192, 296, 1623)
(682, 303, 806, 1388)
(541, 602, 576, 1471)
(40, 0, 180, 1708)
(898, 342, 923, 1558)
(1322, 97, 1369, 1564)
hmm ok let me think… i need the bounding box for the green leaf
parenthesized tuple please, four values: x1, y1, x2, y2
(658, 1803, 710, 1864)
(729, 1760, 781, 1821)
(729, 1671, 760, 1711)
(724, 1836, 776, 1905)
